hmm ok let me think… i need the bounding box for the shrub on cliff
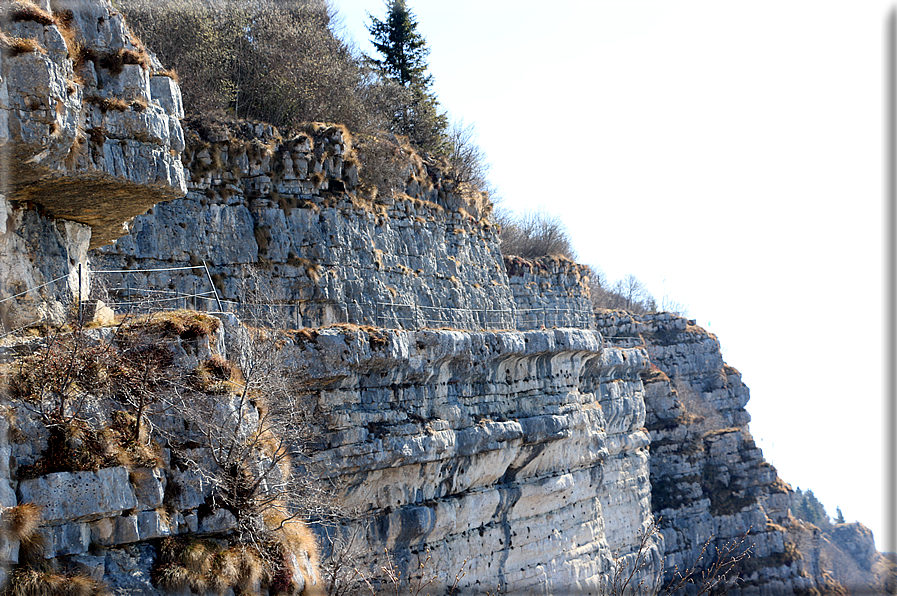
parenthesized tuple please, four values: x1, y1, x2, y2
(2, 297, 329, 591)
(589, 269, 658, 314)
(116, 0, 398, 134)
(497, 208, 577, 260)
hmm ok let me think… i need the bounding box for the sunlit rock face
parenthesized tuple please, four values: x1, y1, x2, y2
(91, 119, 518, 331)
(0, 0, 186, 328)
(284, 326, 662, 594)
(597, 310, 892, 595)
(1, 0, 186, 247)
(505, 255, 594, 331)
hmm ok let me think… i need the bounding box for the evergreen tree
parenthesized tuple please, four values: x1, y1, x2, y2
(836, 506, 846, 524)
(366, 0, 447, 152)
(367, 0, 431, 88)
(793, 488, 832, 529)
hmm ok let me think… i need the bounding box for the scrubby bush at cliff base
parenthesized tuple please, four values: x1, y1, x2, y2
(1, 567, 110, 596)
(0, 299, 331, 593)
(152, 529, 321, 595)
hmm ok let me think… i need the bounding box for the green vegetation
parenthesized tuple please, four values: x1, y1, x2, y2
(365, 0, 446, 153)
(793, 487, 834, 529)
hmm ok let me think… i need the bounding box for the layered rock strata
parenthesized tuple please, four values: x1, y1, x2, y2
(1, 0, 186, 244)
(0, 0, 186, 329)
(286, 325, 661, 594)
(0, 316, 321, 594)
(505, 255, 594, 331)
(596, 310, 893, 595)
(92, 119, 516, 330)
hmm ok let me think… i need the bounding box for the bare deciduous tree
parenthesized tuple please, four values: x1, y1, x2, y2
(444, 118, 490, 192)
(497, 208, 577, 259)
(162, 273, 332, 547)
(118, 0, 396, 133)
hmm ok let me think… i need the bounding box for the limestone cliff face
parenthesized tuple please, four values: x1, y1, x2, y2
(92, 119, 517, 330)
(505, 255, 594, 331)
(1, 0, 186, 244)
(285, 326, 660, 593)
(0, 2, 891, 592)
(1, 0, 186, 329)
(596, 310, 893, 595)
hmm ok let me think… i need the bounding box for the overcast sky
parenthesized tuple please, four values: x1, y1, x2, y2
(333, 0, 892, 550)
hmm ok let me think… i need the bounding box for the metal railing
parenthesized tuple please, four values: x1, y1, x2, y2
(3, 263, 597, 336)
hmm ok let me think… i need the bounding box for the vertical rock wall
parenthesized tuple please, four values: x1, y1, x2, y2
(0, 0, 186, 330)
(91, 120, 517, 330)
(285, 326, 661, 593)
(596, 310, 893, 595)
(504, 255, 594, 331)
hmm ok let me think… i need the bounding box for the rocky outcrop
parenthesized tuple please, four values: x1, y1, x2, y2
(0, 316, 321, 594)
(1, 1, 889, 593)
(0, 0, 186, 330)
(1, 0, 186, 247)
(0, 193, 90, 329)
(91, 119, 517, 330)
(505, 255, 594, 331)
(286, 325, 661, 593)
(596, 310, 893, 595)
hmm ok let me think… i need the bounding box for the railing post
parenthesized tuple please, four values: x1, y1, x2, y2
(77, 262, 83, 326)
(203, 260, 224, 313)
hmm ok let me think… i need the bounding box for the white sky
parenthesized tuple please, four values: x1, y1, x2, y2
(333, 0, 893, 550)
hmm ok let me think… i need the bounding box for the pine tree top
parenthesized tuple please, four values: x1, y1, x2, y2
(367, 0, 432, 88)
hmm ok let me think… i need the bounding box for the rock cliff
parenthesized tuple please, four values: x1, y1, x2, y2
(287, 326, 659, 593)
(597, 310, 894, 595)
(90, 118, 517, 331)
(1, 0, 185, 330)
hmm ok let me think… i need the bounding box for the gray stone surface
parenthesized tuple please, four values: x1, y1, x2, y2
(596, 310, 892, 595)
(2, 0, 186, 248)
(198, 508, 237, 534)
(69, 554, 106, 582)
(505, 255, 595, 330)
(17, 467, 138, 524)
(0, 0, 188, 330)
(0, 2, 888, 593)
(129, 468, 165, 510)
(39, 521, 90, 558)
(287, 326, 661, 593)
(92, 120, 517, 331)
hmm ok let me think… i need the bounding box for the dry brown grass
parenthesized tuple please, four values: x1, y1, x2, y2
(51, 6, 78, 57)
(69, 41, 95, 69)
(0, 33, 46, 56)
(97, 47, 149, 74)
(86, 126, 105, 146)
(322, 323, 389, 350)
(2, 503, 42, 542)
(153, 68, 179, 82)
(3, 0, 54, 25)
(122, 310, 220, 341)
(310, 171, 325, 188)
(190, 355, 238, 394)
(84, 94, 146, 113)
(264, 509, 322, 595)
(154, 537, 290, 596)
(3, 567, 109, 596)
(65, 130, 87, 170)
